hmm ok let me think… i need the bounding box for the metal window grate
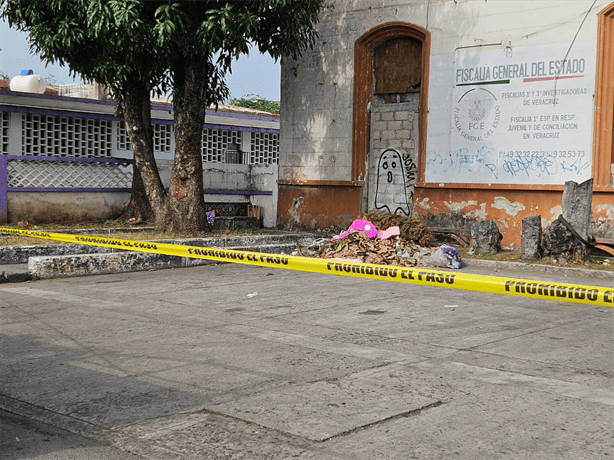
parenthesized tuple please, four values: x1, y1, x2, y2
(1, 111, 9, 154)
(117, 122, 172, 154)
(202, 128, 242, 163)
(249, 132, 279, 164)
(21, 114, 112, 157)
(7, 159, 132, 189)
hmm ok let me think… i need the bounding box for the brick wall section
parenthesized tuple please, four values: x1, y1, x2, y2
(368, 93, 420, 215)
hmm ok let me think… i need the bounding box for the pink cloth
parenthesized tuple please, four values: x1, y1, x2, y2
(332, 219, 378, 240)
(376, 226, 400, 239)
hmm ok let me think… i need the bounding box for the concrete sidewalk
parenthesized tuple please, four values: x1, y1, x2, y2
(1, 261, 612, 459)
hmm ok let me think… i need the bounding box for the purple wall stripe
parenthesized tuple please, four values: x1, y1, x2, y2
(203, 189, 272, 196)
(4, 155, 132, 164)
(8, 187, 132, 193)
(202, 123, 279, 134)
(203, 108, 280, 123)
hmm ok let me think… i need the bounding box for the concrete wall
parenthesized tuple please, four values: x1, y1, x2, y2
(7, 191, 130, 223)
(279, 0, 614, 243)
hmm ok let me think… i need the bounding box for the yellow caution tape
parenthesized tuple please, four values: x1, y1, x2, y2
(2, 227, 613, 307)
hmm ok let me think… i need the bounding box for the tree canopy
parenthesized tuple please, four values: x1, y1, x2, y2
(1, 1, 320, 233)
(231, 95, 280, 114)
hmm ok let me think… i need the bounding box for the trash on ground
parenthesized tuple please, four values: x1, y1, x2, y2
(376, 226, 400, 240)
(296, 212, 466, 270)
(416, 244, 462, 269)
(332, 219, 378, 240)
(312, 230, 421, 267)
(247, 292, 258, 298)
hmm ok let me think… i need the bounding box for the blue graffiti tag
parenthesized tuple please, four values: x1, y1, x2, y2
(560, 158, 590, 176)
(501, 155, 557, 178)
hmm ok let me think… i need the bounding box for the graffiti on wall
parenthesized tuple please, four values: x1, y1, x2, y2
(374, 148, 416, 216)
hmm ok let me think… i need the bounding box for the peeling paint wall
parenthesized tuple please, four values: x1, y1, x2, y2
(277, 185, 360, 231)
(414, 188, 614, 245)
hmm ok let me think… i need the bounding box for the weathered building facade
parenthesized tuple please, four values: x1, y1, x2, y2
(278, 0, 614, 244)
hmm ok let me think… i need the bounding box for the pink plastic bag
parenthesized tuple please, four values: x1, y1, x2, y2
(332, 219, 378, 240)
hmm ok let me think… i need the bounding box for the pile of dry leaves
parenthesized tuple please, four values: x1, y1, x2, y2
(310, 231, 421, 266)
(302, 212, 435, 267)
(360, 211, 435, 247)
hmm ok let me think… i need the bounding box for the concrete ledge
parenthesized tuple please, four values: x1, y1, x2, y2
(28, 252, 215, 279)
(25, 234, 320, 280)
(0, 243, 116, 264)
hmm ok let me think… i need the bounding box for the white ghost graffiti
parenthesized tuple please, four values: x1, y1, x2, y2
(374, 149, 411, 215)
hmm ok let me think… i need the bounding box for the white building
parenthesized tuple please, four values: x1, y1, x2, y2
(0, 80, 280, 227)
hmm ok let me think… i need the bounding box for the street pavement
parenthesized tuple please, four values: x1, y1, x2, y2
(2, 411, 146, 460)
(0, 261, 612, 459)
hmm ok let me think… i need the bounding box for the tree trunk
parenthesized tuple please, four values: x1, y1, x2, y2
(162, 56, 209, 234)
(119, 166, 154, 223)
(122, 77, 168, 229)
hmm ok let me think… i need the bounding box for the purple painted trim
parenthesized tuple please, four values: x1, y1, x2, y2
(0, 156, 7, 223)
(1, 89, 279, 122)
(205, 109, 279, 123)
(8, 187, 132, 193)
(202, 123, 279, 134)
(5, 155, 132, 164)
(0, 104, 278, 133)
(203, 189, 272, 196)
(0, 88, 112, 106)
(0, 104, 119, 122)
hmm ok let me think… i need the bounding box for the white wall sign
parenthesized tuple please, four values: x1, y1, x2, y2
(426, 41, 597, 185)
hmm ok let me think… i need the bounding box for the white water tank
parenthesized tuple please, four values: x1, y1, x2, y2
(10, 74, 47, 94)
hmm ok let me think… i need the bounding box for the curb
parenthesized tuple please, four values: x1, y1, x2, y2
(462, 258, 614, 281)
(2, 233, 321, 281)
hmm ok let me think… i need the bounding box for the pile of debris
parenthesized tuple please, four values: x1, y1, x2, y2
(298, 212, 461, 269)
(360, 211, 435, 247)
(310, 230, 421, 267)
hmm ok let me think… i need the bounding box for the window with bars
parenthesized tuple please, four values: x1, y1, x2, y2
(1, 111, 9, 154)
(201, 128, 242, 163)
(21, 114, 112, 157)
(116, 122, 173, 153)
(249, 132, 279, 164)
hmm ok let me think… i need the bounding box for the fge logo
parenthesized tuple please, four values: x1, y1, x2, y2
(454, 88, 501, 142)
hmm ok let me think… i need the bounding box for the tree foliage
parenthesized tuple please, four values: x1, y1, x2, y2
(230, 94, 280, 114)
(1, 1, 320, 233)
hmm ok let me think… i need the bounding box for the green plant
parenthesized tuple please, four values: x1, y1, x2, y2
(230, 95, 280, 114)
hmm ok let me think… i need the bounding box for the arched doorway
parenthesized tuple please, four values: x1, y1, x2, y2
(352, 22, 430, 214)
(593, 2, 614, 188)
